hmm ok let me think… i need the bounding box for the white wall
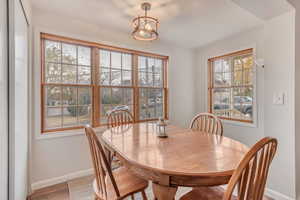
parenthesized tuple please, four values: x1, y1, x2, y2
(263, 11, 296, 198)
(193, 11, 296, 198)
(10, 0, 30, 199)
(285, 1, 300, 200)
(31, 11, 195, 186)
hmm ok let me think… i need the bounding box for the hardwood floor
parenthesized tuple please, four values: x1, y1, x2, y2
(29, 175, 273, 200)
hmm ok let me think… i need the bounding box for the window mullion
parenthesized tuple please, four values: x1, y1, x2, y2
(133, 54, 139, 122)
(92, 47, 100, 127)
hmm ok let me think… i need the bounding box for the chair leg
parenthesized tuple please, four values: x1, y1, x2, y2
(141, 190, 147, 200)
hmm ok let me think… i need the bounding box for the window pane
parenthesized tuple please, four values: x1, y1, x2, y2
(78, 66, 91, 84)
(63, 106, 77, 127)
(111, 88, 122, 105)
(45, 63, 61, 83)
(233, 70, 243, 85)
(111, 52, 121, 68)
(100, 87, 133, 124)
(78, 46, 91, 66)
(154, 73, 162, 87)
(100, 50, 110, 67)
(147, 72, 153, 86)
(214, 72, 231, 86)
(138, 56, 147, 71)
(244, 69, 253, 85)
(62, 43, 77, 64)
(100, 104, 111, 123)
(45, 40, 61, 63)
(155, 104, 163, 118)
(62, 65, 77, 83)
(100, 67, 110, 85)
(101, 87, 111, 104)
(62, 87, 77, 106)
(45, 86, 61, 106)
(213, 88, 230, 118)
(78, 105, 91, 125)
(223, 59, 231, 72)
(139, 71, 147, 86)
(45, 107, 62, 129)
(122, 70, 132, 86)
(78, 87, 91, 105)
(214, 60, 223, 73)
(139, 88, 163, 120)
(233, 87, 253, 120)
(243, 56, 254, 70)
(123, 88, 133, 105)
(111, 69, 121, 85)
(154, 59, 163, 73)
(122, 54, 132, 70)
(148, 58, 155, 73)
(234, 58, 243, 71)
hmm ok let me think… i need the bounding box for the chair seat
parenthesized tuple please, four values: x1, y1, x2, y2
(180, 187, 271, 200)
(93, 167, 148, 200)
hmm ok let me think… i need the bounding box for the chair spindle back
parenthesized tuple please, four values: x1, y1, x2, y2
(85, 125, 120, 200)
(190, 113, 223, 136)
(107, 109, 134, 128)
(223, 137, 278, 200)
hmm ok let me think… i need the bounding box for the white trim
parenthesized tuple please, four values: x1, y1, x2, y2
(265, 188, 295, 200)
(36, 127, 106, 140)
(31, 168, 94, 191)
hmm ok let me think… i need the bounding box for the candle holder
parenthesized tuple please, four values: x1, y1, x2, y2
(156, 117, 168, 138)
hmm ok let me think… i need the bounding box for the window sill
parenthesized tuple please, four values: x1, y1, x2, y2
(221, 119, 257, 128)
(36, 126, 107, 140)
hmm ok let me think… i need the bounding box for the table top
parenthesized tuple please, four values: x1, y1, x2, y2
(101, 122, 249, 177)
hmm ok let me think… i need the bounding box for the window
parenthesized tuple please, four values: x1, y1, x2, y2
(208, 49, 254, 123)
(41, 33, 168, 133)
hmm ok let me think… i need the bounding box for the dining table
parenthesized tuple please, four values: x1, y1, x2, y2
(100, 122, 249, 200)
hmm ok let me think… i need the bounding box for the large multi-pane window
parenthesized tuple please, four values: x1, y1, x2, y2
(208, 49, 254, 123)
(41, 33, 168, 133)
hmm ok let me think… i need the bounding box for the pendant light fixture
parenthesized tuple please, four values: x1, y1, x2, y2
(132, 2, 159, 41)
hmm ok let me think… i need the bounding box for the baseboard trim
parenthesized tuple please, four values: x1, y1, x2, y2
(31, 168, 94, 191)
(31, 169, 295, 200)
(265, 188, 294, 200)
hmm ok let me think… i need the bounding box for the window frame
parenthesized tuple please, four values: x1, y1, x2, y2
(208, 48, 255, 124)
(41, 33, 168, 133)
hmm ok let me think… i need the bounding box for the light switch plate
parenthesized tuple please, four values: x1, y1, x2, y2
(273, 93, 285, 105)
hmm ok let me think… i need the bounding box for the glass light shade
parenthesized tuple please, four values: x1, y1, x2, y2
(132, 16, 159, 41)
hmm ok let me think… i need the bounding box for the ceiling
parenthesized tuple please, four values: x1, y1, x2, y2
(31, 0, 293, 48)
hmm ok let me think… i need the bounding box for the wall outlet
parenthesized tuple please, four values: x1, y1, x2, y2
(273, 93, 285, 105)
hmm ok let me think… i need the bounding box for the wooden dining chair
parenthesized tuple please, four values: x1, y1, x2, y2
(190, 113, 223, 136)
(107, 109, 134, 128)
(107, 109, 134, 167)
(85, 125, 148, 200)
(180, 137, 278, 200)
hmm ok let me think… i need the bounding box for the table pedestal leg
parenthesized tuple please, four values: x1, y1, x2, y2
(152, 183, 177, 200)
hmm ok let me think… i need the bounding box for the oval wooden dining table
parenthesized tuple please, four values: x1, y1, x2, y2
(100, 122, 249, 200)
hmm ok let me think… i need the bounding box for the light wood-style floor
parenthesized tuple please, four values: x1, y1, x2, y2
(29, 175, 273, 200)
(29, 175, 192, 200)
